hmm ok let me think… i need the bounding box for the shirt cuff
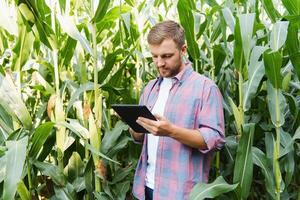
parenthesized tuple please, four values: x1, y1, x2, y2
(198, 126, 225, 153)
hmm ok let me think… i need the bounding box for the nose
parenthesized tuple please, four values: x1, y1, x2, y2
(156, 57, 165, 67)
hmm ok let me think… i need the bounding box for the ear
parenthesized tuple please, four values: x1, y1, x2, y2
(181, 44, 187, 54)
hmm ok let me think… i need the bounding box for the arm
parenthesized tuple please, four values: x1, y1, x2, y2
(136, 84, 225, 151)
(136, 115, 207, 149)
(129, 128, 145, 143)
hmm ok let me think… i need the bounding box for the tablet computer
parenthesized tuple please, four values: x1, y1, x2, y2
(111, 104, 156, 133)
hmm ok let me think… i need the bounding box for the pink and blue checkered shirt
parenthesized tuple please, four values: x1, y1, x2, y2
(132, 64, 225, 200)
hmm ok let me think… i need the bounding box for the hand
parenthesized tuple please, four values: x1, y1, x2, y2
(129, 128, 144, 142)
(136, 114, 175, 137)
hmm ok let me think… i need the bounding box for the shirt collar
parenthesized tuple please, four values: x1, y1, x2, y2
(156, 62, 193, 85)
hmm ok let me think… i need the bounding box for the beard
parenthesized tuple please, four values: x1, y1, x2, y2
(158, 56, 183, 77)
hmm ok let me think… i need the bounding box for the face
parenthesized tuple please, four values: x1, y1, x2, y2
(149, 39, 187, 78)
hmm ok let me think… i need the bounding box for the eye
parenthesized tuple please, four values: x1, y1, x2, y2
(162, 54, 172, 58)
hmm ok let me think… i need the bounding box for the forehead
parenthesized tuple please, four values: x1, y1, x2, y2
(149, 39, 178, 55)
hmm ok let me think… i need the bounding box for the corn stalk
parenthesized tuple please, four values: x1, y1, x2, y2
(51, 1, 66, 171)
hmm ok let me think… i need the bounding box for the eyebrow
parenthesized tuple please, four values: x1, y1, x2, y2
(151, 52, 175, 56)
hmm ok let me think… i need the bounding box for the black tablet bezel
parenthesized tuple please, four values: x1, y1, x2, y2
(111, 104, 156, 133)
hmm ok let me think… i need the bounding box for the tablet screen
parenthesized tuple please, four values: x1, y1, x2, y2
(111, 104, 156, 133)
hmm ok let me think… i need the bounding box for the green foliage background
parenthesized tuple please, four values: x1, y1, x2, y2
(0, 0, 299, 199)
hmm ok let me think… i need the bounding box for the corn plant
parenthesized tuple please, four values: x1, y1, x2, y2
(0, 0, 300, 200)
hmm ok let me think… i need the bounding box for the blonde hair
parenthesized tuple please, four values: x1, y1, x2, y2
(147, 20, 185, 49)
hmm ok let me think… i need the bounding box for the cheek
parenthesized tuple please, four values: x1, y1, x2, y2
(168, 57, 179, 65)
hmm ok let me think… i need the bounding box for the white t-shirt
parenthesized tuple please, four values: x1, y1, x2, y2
(145, 77, 173, 189)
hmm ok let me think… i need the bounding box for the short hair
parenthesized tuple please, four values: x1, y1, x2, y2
(147, 20, 185, 49)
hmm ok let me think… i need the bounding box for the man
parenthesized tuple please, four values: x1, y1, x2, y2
(130, 20, 225, 200)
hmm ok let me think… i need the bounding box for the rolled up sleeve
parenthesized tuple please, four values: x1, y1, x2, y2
(197, 84, 225, 153)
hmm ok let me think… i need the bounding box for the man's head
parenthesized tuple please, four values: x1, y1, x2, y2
(147, 20, 187, 78)
(147, 20, 185, 49)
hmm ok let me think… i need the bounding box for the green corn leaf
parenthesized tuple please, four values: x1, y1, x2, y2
(94, 193, 110, 200)
(193, 11, 201, 37)
(85, 142, 120, 165)
(12, 9, 34, 72)
(282, 150, 294, 186)
(289, 52, 300, 81)
(261, 0, 281, 23)
(0, 74, 32, 130)
(292, 126, 300, 141)
(282, 0, 300, 15)
(115, 181, 130, 200)
(33, 160, 67, 186)
(228, 97, 243, 135)
(233, 123, 255, 200)
(58, 119, 89, 139)
(270, 21, 289, 52)
(106, 135, 130, 158)
(213, 44, 226, 76)
(66, 82, 97, 112)
(84, 158, 93, 194)
(286, 23, 300, 80)
(98, 49, 124, 84)
(32, 71, 55, 94)
(16, 180, 31, 200)
(279, 128, 295, 186)
(53, 183, 76, 200)
(177, 0, 200, 61)
(263, 50, 283, 89)
(243, 46, 267, 111)
(265, 133, 275, 160)
(210, 19, 222, 43)
(37, 130, 56, 162)
(56, 14, 92, 55)
(72, 177, 86, 192)
(266, 81, 286, 127)
(0, 154, 6, 182)
(282, 71, 292, 91)
(29, 122, 54, 159)
(60, 36, 77, 67)
(3, 136, 28, 200)
(238, 13, 255, 65)
(204, 0, 220, 7)
(92, 0, 111, 23)
(0, 104, 13, 134)
(242, 62, 264, 111)
(15, 0, 56, 49)
(252, 147, 276, 199)
(233, 16, 244, 71)
(189, 176, 238, 200)
(284, 93, 298, 119)
(110, 164, 135, 184)
(96, 6, 132, 35)
(280, 126, 300, 157)
(121, 12, 131, 32)
(64, 152, 84, 182)
(222, 7, 235, 32)
(101, 120, 128, 155)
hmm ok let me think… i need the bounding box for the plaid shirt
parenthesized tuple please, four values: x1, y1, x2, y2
(132, 64, 225, 200)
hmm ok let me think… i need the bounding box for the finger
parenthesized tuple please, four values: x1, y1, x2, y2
(138, 117, 158, 126)
(136, 119, 156, 133)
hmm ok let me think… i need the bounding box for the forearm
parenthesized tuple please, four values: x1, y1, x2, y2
(170, 125, 207, 149)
